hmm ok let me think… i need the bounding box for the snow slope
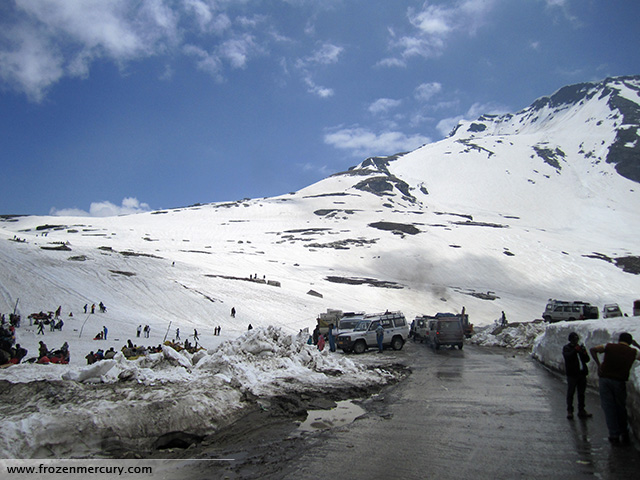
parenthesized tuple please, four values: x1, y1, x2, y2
(1, 75, 640, 460)
(1, 76, 639, 351)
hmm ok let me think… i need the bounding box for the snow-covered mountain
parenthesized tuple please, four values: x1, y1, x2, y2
(1, 75, 639, 342)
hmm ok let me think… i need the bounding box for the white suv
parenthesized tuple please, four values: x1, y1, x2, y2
(542, 300, 599, 322)
(336, 311, 409, 353)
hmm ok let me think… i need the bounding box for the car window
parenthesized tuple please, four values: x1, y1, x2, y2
(339, 319, 359, 330)
(554, 306, 563, 312)
(439, 321, 460, 331)
(354, 321, 370, 332)
(368, 320, 381, 331)
(394, 317, 406, 327)
(381, 319, 393, 328)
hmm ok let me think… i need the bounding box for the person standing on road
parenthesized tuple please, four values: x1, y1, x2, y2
(590, 332, 640, 445)
(376, 323, 384, 353)
(562, 332, 592, 420)
(328, 323, 336, 352)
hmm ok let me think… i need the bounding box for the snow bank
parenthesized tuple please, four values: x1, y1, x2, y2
(470, 320, 547, 349)
(195, 326, 386, 396)
(474, 316, 640, 438)
(0, 327, 397, 458)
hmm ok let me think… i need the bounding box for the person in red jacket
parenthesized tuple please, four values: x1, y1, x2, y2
(590, 332, 640, 445)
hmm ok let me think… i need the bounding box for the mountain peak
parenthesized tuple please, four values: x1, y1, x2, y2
(444, 75, 640, 183)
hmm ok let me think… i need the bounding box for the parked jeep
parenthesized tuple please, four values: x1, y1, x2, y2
(602, 304, 623, 319)
(336, 311, 408, 354)
(425, 317, 464, 350)
(542, 300, 599, 322)
(412, 315, 429, 343)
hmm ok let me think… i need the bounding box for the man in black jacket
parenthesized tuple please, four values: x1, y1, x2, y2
(562, 332, 592, 420)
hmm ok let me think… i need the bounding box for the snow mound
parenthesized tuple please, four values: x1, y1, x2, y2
(0, 326, 396, 458)
(195, 326, 384, 396)
(470, 321, 547, 349)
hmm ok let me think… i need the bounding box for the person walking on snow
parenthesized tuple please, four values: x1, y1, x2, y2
(562, 332, 591, 419)
(590, 332, 640, 445)
(194, 329, 199, 342)
(176, 328, 180, 340)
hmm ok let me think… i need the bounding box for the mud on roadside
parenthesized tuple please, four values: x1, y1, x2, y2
(141, 363, 411, 479)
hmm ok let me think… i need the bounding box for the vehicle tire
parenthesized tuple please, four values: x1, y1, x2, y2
(391, 336, 404, 351)
(458, 343, 464, 350)
(353, 341, 366, 354)
(568, 317, 576, 321)
(543, 315, 551, 322)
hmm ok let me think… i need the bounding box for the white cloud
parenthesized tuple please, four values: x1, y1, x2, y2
(324, 127, 430, 158)
(0, 26, 64, 102)
(296, 42, 343, 69)
(219, 34, 260, 69)
(414, 82, 442, 101)
(0, 1, 272, 101)
(50, 197, 151, 217)
(184, 0, 231, 34)
(308, 43, 343, 65)
(374, 57, 406, 68)
(304, 77, 334, 98)
(382, 0, 497, 66)
(543, 0, 581, 26)
(296, 43, 343, 98)
(299, 162, 333, 176)
(0, 0, 181, 100)
(184, 44, 223, 79)
(368, 98, 402, 114)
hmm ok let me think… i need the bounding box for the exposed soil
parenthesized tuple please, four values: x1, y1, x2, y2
(145, 363, 410, 479)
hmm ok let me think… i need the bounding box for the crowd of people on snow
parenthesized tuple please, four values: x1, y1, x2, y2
(0, 302, 106, 366)
(2, 300, 245, 367)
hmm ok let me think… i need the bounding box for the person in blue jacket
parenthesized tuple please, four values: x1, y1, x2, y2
(376, 323, 384, 353)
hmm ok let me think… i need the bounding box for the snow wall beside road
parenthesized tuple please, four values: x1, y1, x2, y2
(532, 317, 640, 438)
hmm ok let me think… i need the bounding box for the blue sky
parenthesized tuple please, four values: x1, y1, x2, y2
(1, 0, 639, 216)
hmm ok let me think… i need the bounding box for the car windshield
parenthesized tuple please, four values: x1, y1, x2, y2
(439, 321, 461, 331)
(353, 320, 371, 332)
(339, 319, 360, 330)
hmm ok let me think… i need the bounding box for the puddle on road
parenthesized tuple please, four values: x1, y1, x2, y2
(297, 400, 366, 433)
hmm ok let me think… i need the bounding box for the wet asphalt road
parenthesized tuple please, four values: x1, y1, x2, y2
(277, 342, 640, 480)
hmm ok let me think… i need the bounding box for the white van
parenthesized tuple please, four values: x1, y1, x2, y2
(542, 300, 599, 322)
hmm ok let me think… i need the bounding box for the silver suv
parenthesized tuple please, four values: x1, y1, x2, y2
(542, 300, 599, 322)
(336, 311, 409, 354)
(602, 304, 623, 318)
